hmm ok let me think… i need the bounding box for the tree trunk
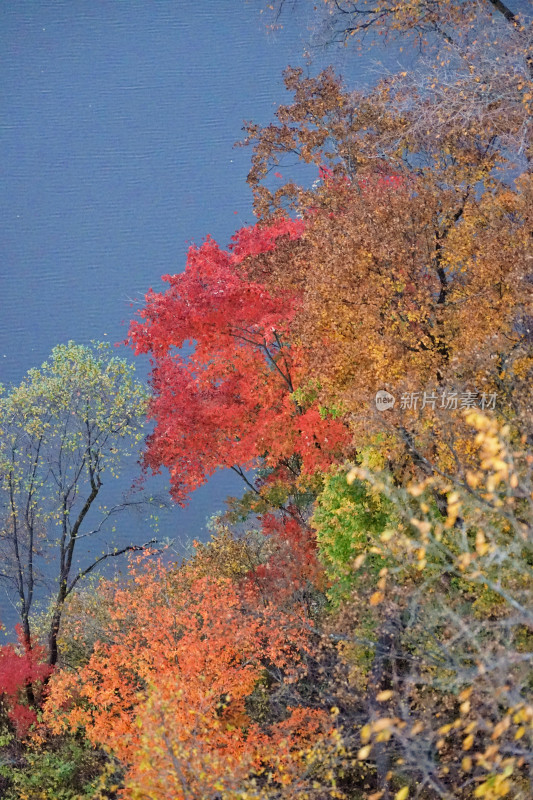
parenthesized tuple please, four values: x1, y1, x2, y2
(367, 612, 404, 799)
(47, 583, 67, 668)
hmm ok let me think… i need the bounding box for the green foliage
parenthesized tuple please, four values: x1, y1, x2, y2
(318, 403, 345, 420)
(0, 732, 119, 800)
(289, 380, 321, 409)
(312, 469, 393, 603)
(0, 340, 149, 659)
(0, 340, 148, 489)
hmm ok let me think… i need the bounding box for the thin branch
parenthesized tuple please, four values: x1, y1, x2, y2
(66, 538, 158, 596)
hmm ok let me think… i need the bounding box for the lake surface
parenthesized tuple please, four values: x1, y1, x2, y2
(0, 0, 403, 630)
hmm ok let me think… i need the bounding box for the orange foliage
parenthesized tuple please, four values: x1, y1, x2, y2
(43, 557, 330, 799)
(241, 66, 533, 473)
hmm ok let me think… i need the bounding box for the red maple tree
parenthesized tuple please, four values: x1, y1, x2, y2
(0, 625, 52, 737)
(129, 218, 349, 505)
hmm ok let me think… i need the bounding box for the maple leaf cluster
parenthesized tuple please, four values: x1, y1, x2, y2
(0, 625, 51, 737)
(129, 217, 349, 506)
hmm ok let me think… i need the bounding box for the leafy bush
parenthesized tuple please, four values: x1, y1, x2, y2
(0, 731, 120, 800)
(312, 469, 394, 603)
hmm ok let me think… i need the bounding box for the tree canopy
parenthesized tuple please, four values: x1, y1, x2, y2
(0, 341, 150, 665)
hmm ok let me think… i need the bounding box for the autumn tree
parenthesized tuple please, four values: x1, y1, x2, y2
(238, 57, 533, 477)
(0, 341, 153, 666)
(265, 0, 532, 179)
(43, 556, 334, 800)
(0, 626, 51, 737)
(269, 0, 532, 70)
(326, 411, 533, 800)
(189, 511, 326, 614)
(128, 219, 349, 507)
